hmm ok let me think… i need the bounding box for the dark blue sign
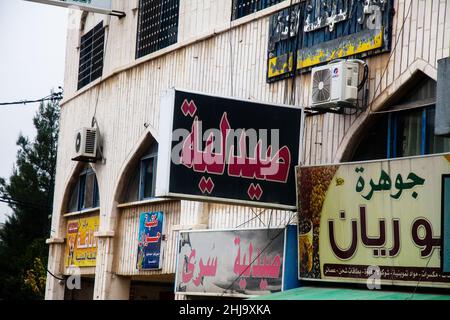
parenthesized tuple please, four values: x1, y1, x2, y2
(137, 211, 164, 270)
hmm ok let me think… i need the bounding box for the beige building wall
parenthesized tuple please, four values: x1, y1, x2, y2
(45, 0, 450, 300)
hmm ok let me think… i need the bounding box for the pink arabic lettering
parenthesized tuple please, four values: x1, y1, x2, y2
(182, 249, 219, 287)
(233, 236, 282, 279)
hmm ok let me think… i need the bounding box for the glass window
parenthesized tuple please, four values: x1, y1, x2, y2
(141, 157, 156, 199)
(78, 22, 105, 90)
(121, 143, 159, 203)
(232, 0, 285, 20)
(426, 107, 450, 155)
(391, 109, 424, 158)
(352, 106, 449, 162)
(67, 167, 100, 212)
(136, 0, 180, 59)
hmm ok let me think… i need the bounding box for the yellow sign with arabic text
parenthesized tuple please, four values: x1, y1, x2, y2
(297, 154, 450, 288)
(64, 215, 99, 268)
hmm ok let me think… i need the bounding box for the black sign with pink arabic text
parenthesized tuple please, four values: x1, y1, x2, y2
(156, 89, 301, 209)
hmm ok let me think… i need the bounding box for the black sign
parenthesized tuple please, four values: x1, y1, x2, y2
(156, 89, 302, 209)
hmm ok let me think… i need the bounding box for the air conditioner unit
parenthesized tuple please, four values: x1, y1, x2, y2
(72, 127, 99, 162)
(309, 60, 359, 110)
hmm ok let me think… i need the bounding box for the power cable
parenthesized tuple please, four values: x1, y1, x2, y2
(369, 0, 413, 114)
(0, 91, 63, 107)
(0, 195, 51, 210)
(46, 268, 66, 282)
(228, 0, 235, 97)
(221, 213, 296, 297)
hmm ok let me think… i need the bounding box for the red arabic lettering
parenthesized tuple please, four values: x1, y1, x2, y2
(180, 112, 291, 183)
(145, 232, 161, 245)
(145, 214, 159, 229)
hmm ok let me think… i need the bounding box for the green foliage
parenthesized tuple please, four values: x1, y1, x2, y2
(24, 257, 47, 296)
(0, 94, 60, 300)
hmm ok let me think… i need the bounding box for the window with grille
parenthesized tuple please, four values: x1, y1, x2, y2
(136, 0, 180, 59)
(232, 0, 285, 20)
(77, 22, 105, 90)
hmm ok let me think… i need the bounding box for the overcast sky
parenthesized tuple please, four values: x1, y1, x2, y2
(0, 0, 68, 223)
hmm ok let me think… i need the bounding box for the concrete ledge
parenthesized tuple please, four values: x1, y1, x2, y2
(94, 230, 115, 238)
(46, 238, 65, 245)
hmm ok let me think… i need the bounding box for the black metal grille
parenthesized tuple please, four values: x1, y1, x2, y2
(77, 22, 105, 90)
(232, 0, 284, 20)
(136, 0, 180, 59)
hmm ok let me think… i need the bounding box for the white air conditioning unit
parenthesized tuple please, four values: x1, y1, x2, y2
(309, 60, 359, 109)
(72, 127, 98, 162)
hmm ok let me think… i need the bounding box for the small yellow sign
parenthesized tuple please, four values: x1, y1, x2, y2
(65, 215, 99, 267)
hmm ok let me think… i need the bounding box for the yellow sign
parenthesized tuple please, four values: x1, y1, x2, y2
(298, 154, 450, 288)
(268, 29, 384, 79)
(65, 215, 99, 267)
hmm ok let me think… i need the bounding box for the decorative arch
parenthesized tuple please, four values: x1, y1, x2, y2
(334, 59, 437, 163)
(54, 161, 100, 238)
(112, 128, 159, 206)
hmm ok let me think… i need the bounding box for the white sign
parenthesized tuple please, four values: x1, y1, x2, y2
(24, 0, 125, 17)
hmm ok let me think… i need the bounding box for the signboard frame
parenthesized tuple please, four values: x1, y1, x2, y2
(442, 174, 450, 274)
(174, 226, 290, 298)
(24, 0, 125, 17)
(156, 88, 304, 211)
(136, 211, 165, 271)
(64, 215, 99, 268)
(296, 152, 450, 288)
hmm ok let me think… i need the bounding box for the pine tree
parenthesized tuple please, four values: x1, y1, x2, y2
(0, 93, 60, 299)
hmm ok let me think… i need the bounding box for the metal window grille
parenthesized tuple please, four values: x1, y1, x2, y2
(232, 0, 284, 20)
(77, 22, 105, 90)
(136, 0, 180, 59)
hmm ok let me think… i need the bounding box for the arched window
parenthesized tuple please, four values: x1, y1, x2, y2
(352, 77, 450, 161)
(122, 143, 158, 203)
(67, 166, 100, 212)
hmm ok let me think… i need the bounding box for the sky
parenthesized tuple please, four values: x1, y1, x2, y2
(0, 0, 68, 223)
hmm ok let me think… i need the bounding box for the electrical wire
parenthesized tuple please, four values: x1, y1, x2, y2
(369, 0, 413, 114)
(0, 92, 63, 107)
(0, 195, 51, 210)
(220, 213, 296, 297)
(46, 268, 66, 282)
(235, 208, 267, 229)
(408, 253, 434, 300)
(228, 0, 235, 97)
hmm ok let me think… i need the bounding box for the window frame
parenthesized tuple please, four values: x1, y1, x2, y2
(387, 104, 443, 159)
(74, 167, 100, 212)
(138, 149, 158, 201)
(77, 21, 105, 90)
(135, 0, 180, 59)
(232, 0, 285, 20)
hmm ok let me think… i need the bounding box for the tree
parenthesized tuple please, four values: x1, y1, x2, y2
(0, 93, 60, 299)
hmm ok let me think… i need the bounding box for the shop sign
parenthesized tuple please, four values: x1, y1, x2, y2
(65, 215, 99, 268)
(137, 212, 164, 270)
(297, 154, 450, 288)
(156, 89, 302, 210)
(267, 0, 394, 82)
(175, 227, 297, 297)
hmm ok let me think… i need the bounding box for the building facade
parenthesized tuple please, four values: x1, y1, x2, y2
(45, 0, 450, 300)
